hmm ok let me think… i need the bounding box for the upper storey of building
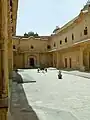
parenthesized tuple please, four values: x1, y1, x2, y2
(13, 36, 51, 53)
(50, 1, 90, 51)
(53, 1, 90, 35)
(13, 1, 90, 52)
(10, 0, 18, 36)
(82, 0, 90, 11)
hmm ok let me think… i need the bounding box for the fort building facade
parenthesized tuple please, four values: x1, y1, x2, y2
(13, 1, 90, 72)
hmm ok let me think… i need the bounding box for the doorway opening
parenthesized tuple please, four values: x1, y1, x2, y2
(65, 58, 67, 68)
(69, 58, 72, 68)
(29, 58, 34, 66)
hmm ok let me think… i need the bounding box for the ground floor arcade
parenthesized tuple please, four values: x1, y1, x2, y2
(13, 52, 53, 69)
(13, 40, 90, 71)
(52, 40, 90, 71)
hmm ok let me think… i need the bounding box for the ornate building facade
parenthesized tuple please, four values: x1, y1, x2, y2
(13, 1, 90, 72)
(0, 0, 18, 119)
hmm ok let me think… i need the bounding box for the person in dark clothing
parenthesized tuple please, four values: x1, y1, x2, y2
(58, 70, 62, 79)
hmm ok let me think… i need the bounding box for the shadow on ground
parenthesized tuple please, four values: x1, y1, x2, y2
(10, 83, 39, 120)
(9, 71, 39, 120)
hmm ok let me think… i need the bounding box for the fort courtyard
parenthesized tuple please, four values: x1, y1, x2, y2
(0, 0, 90, 120)
(10, 68, 90, 120)
(10, 0, 90, 119)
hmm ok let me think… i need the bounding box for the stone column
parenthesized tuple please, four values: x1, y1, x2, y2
(37, 53, 40, 67)
(87, 52, 89, 70)
(8, 0, 13, 74)
(23, 53, 25, 68)
(52, 52, 54, 67)
(56, 52, 59, 68)
(0, 0, 8, 120)
(0, 1, 3, 98)
(79, 47, 84, 71)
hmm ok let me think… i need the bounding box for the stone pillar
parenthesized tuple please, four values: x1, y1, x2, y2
(2, 0, 8, 98)
(87, 52, 90, 70)
(0, 0, 8, 120)
(37, 53, 40, 67)
(8, 0, 13, 74)
(52, 52, 54, 67)
(79, 47, 85, 71)
(56, 52, 59, 68)
(23, 53, 25, 68)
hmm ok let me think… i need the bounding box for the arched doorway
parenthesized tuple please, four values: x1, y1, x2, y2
(29, 58, 34, 66)
(65, 58, 67, 68)
(69, 58, 72, 68)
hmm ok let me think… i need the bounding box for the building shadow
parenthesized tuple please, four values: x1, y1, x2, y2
(9, 71, 39, 120)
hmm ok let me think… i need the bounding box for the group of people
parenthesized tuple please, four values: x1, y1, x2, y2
(37, 68, 62, 79)
(37, 68, 47, 73)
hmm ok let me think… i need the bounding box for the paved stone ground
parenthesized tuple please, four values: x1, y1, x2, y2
(20, 69, 90, 120)
(61, 70, 90, 79)
(9, 71, 39, 120)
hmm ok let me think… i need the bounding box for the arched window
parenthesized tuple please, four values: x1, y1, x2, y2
(10, 0, 12, 12)
(65, 37, 67, 42)
(72, 34, 74, 40)
(60, 40, 62, 44)
(84, 27, 88, 35)
(47, 45, 51, 49)
(54, 42, 56, 47)
(31, 45, 34, 49)
(13, 45, 16, 49)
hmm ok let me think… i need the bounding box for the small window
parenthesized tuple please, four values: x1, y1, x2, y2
(72, 34, 74, 40)
(10, 0, 12, 12)
(13, 45, 16, 49)
(84, 27, 88, 35)
(10, 0, 12, 7)
(54, 42, 56, 47)
(60, 40, 62, 44)
(47, 45, 51, 49)
(31, 45, 34, 49)
(65, 37, 67, 43)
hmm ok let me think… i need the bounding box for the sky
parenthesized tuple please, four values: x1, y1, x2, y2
(16, 0, 88, 36)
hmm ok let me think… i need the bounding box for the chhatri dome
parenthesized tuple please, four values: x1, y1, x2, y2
(86, 0, 90, 5)
(82, 0, 90, 11)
